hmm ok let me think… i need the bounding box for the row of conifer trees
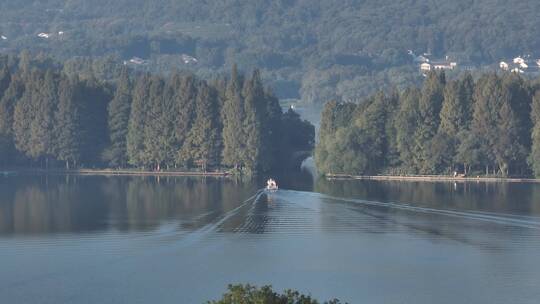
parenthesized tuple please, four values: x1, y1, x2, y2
(0, 56, 314, 173)
(316, 71, 540, 177)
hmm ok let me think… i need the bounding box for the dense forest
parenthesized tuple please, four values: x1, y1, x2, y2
(316, 72, 540, 178)
(1, 0, 540, 115)
(0, 54, 314, 173)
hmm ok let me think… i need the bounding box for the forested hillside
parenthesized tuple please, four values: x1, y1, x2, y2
(1, 0, 539, 114)
(316, 72, 540, 177)
(0, 54, 314, 173)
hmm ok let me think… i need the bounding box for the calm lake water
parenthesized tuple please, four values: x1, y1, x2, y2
(1, 172, 540, 303)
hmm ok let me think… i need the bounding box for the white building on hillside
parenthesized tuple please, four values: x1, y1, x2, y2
(123, 57, 148, 66)
(181, 54, 198, 64)
(514, 57, 525, 65)
(500, 56, 540, 74)
(420, 60, 457, 72)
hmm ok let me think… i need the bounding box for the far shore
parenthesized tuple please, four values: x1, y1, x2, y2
(326, 173, 540, 183)
(1, 168, 230, 177)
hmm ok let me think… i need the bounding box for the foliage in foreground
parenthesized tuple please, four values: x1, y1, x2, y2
(208, 284, 344, 304)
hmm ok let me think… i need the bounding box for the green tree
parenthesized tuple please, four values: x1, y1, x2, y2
(53, 76, 80, 169)
(494, 92, 527, 176)
(470, 74, 498, 174)
(414, 71, 445, 173)
(260, 88, 283, 170)
(142, 76, 177, 169)
(315, 100, 357, 174)
(127, 74, 151, 167)
(0, 61, 10, 98)
(279, 108, 315, 169)
(501, 73, 532, 175)
(77, 76, 110, 166)
(383, 90, 401, 169)
(208, 284, 343, 304)
(0, 69, 20, 166)
(242, 70, 265, 173)
(394, 88, 421, 173)
(13, 71, 41, 162)
(354, 92, 388, 173)
(440, 80, 466, 138)
(221, 65, 245, 169)
(29, 70, 58, 166)
(179, 82, 221, 170)
(106, 67, 131, 167)
(141, 76, 165, 168)
(529, 91, 540, 177)
(455, 129, 486, 175)
(470, 74, 514, 175)
(172, 73, 197, 167)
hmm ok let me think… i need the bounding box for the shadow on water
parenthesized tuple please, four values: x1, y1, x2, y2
(0, 174, 258, 236)
(2, 170, 540, 238)
(315, 178, 540, 217)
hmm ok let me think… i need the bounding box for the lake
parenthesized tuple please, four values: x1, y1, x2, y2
(1, 172, 540, 303)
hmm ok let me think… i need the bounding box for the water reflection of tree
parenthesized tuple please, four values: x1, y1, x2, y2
(0, 175, 260, 235)
(0, 175, 109, 234)
(314, 179, 540, 216)
(315, 179, 540, 250)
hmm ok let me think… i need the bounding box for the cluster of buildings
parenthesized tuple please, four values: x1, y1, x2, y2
(410, 51, 540, 76)
(408, 50, 458, 75)
(124, 57, 148, 65)
(124, 54, 198, 66)
(180, 54, 198, 64)
(37, 31, 64, 39)
(499, 56, 540, 74)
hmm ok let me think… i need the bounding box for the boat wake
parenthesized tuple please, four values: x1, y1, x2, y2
(313, 191, 540, 230)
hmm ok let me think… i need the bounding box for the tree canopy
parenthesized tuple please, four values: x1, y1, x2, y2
(208, 284, 344, 304)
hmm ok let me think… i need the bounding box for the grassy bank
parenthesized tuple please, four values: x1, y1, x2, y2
(326, 174, 540, 183)
(2, 168, 230, 177)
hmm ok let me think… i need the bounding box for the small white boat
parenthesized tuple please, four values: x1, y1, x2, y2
(266, 178, 278, 191)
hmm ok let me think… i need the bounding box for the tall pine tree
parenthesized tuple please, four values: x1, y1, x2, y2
(53, 76, 80, 169)
(107, 67, 131, 167)
(529, 91, 540, 177)
(414, 71, 445, 173)
(395, 88, 421, 173)
(242, 70, 265, 173)
(0, 67, 18, 165)
(179, 82, 221, 171)
(29, 70, 58, 166)
(172, 73, 197, 167)
(221, 65, 245, 169)
(127, 73, 151, 167)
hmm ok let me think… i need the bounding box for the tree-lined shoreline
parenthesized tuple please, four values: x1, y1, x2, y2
(0, 54, 315, 174)
(316, 71, 540, 178)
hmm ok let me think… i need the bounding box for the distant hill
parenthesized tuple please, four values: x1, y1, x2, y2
(1, 0, 539, 114)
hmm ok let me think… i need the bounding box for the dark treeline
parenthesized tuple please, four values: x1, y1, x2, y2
(316, 72, 540, 178)
(0, 55, 314, 174)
